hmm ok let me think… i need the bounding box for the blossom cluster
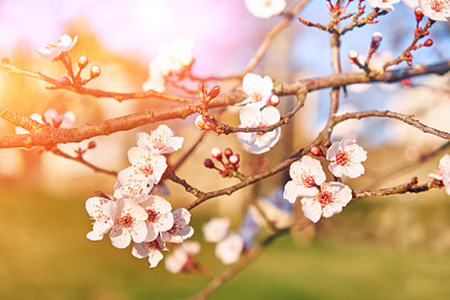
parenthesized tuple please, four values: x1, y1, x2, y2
(284, 139, 367, 223)
(15, 108, 75, 134)
(236, 73, 281, 154)
(368, 0, 449, 21)
(85, 125, 194, 268)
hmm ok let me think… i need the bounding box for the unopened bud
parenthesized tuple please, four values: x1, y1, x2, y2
(88, 141, 97, 149)
(407, 60, 412, 67)
(60, 76, 72, 85)
(423, 39, 433, 47)
(224, 148, 233, 159)
(90, 65, 101, 78)
(195, 115, 206, 129)
(204, 158, 215, 169)
(310, 146, 324, 157)
(211, 147, 222, 160)
(348, 49, 359, 62)
(269, 94, 280, 106)
(207, 85, 221, 101)
(415, 8, 424, 22)
(370, 32, 382, 53)
(229, 154, 240, 165)
(78, 56, 88, 69)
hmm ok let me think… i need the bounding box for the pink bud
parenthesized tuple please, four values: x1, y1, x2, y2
(229, 154, 240, 165)
(78, 56, 88, 69)
(90, 65, 101, 78)
(269, 94, 280, 106)
(211, 147, 222, 159)
(348, 49, 359, 62)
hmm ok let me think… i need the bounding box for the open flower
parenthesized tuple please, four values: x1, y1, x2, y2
(36, 34, 78, 59)
(240, 73, 273, 108)
(301, 182, 353, 223)
(429, 154, 450, 195)
(237, 105, 281, 154)
(215, 233, 244, 264)
(109, 198, 148, 249)
(419, 0, 450, 21)
(132, 237, 167, 268)
(326, 139, 367, 178)
(284, 156, 326, 203)
(85, 196, 117, 241)
(245, 0, 286, 18)
(203, 217, 230, 243)
(136, 125, 184, 155)
(367, 0, 401, 11)
(161, 208, 194, 243)
(137, 195, 174, 242)
(15, 108, 75, 134)
(165, 241, 200, 274)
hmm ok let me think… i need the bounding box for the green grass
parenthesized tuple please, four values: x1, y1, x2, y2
(1, 188, 450, 300)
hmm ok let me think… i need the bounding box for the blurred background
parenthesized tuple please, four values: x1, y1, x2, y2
(0, 0, 449, 299)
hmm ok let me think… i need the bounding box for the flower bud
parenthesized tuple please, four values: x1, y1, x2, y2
(88, 141, 97, 149)
(207, 85, 221, 101)
(414, 8, 423, 23)
(348, 49, 359, 62)
(90, 65, 101, 78)
(423, 39, 433, 47)
(211, 147, 222, 160)
(204, 158, 215, 169)
(229, 154, 240, 165)
(269, 94, 280, 106)
(78, 56, 88, 69)
(59, 76, 72, 85)
(310, 146, 324, 157)
(224, 148, 233, 159)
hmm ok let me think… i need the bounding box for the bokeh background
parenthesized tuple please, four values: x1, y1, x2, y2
(0, 0, 449, 299)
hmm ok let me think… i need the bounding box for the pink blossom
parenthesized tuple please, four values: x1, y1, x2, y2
(326, 139, 367, 178)
(301, 182, 353, 223)
(85, 196, 117, 241)
(419, 0, 450, 21)
(36, 34, 78, 59)
(136, 125, 184, 155)
(284, 156, 326, 203)
(15, 108, 75, 134)
(367, 0, 401, 11)
(237, 105, 281, 154)
(240, 73, 273, 108)
(161, 208, 194, 243)
(215, 233, 244, 264)
(137, 195, 174, 242)
(245, 0, 286, 18)
(202, 217, 230, 243)
(429, 154, 450, 195)
(109, 198, 148, 248)
(165, 241, 200, 274)
(132, 237, 167, 268)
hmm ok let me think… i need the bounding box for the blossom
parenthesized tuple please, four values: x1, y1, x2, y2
(240, 73, 273, 108)
(245, 0, 286, 18)
(429, 154, 450, 195)
(36, 34, 78, 59)
(367, 0, 401, 11)
(113, 178, 151, 199)
(109, 198, 148, 248)
(301, 182, 353, 223)
(326, 139, 367, 178)
(419, 0, 450, 21)
(15, 108, 75, 134)
(403, 0, 419, 7)
(117, 146, 167, 189)
(132, 237, 167, 268)
(161, 208, 194, 243)
(202, 217, 230, 243)
(136, 125, 184, 155)
(236, 105, 281, 154)
(239, 208, 260, 248)
(165, 241, 200, 274)
(137, 195, 174, 242)
(142, 60, 166, 92)
(215, 233, 244, 264)
(155, 39, 194, 75)
(284, 156, 326, 203)
(85, 196, 117, 241)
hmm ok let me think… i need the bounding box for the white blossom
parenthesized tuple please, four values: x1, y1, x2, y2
(132, 237, 167, 268)
(136, 125, 184, 155)
(301, 182, 353, 223)
(36, 34, 78, 59)
(202, 217, 230, 243)
(245, 0, 286, 18)
(326, 139, 367, 178)
(429, 154, 450, 195)
(215, 233, 244, 264)
(165, 241, 200, 274)
(85, 196, 117, 241)
(15, 108, 75, 134)
(137, 195, 174, 242)
(419, 0, 450, 21)
(236, 105, 281, 154)
(240, 73, 273, 108)
(367, 0, 401, 11)
(161, 208, 194, 243)
(284, 156, 326, 203)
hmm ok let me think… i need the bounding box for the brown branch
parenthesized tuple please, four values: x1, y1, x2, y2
(164, 168, 206, 198)
(354, 177, 442, 198)
(333, 110, 450, 140)
(0, 104, 44, 132)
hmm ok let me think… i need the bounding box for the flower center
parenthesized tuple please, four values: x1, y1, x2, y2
(119, 213, 135, 228)
(431, 0, 444, 12)
(301, 174, 316, 188)
(317, 191, 333, 205)
(138, 163, 154, 177)
(335, 151, 349, 166)
(152, 136, 167, 150)
(146, 209, 160, 223)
